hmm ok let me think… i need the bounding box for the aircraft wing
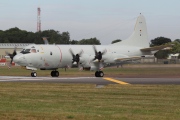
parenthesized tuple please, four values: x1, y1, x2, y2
(140, 44, 172, 52)
(92, 56, 141, 63)
(114, 56, 141, 62)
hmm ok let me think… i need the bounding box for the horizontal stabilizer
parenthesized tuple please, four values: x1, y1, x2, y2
(140, 44, 173, 52)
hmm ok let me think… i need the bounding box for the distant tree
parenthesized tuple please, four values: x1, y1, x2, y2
(4, 27, 26, 43)
(0, 27, 103, 45)
(78, 38, 101, 45)
(61, 32, 70, 44)
(0, 30, 5, 43)
(154, 50, 170, 59)
(70, 40, 78, 44)
(111, 39, 121, 44)
(174, 39, 180, 43)
(3, 38, 10, 43)
(150, 37, 171, 59)
(169, 41, 180, 54)
(166, 40, 180, 59)
(35, 30, 70, 44)
(150, 37, 171, 47)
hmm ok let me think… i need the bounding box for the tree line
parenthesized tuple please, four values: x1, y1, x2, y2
(0, 27, 180, 59)
(0, 27, 100, 45)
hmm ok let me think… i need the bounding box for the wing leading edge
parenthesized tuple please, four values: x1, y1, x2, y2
(114, 56, 141, 62)
(140, 44, 173, 52)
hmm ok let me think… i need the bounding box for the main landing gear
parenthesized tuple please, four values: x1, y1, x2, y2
(31, 71, 59, 77)
(95, 71, 104, 77)
(51, 71, 59, 77)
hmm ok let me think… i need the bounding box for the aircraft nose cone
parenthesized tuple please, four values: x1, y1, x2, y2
(13, 54, 27, 66)
(13, 55, 19, 63)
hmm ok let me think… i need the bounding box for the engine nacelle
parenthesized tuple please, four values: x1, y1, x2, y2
(82, 66, 98, 71)
(103, 52, 129, 63)
(102, 53, 114, 63)
(79, 54, 93, 68)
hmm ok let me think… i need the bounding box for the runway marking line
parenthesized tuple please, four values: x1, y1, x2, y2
(103, 77, 130, 85)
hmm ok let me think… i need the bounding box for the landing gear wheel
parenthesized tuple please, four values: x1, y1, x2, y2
(31, 72, 37, 77)
(95, 71, 104, 77)
(51, 71, 54, 77)
(99, 71, 104, 77)
(55, 71, 59, 77)
(95, 71, 99, 77)
(51, 71, 59, 77)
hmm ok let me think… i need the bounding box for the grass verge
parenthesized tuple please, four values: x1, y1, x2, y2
(0, 83, 179, 120)
(0, 64, 180, 77)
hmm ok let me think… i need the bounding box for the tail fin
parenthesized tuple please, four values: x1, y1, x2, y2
(112, 14, 149, 48)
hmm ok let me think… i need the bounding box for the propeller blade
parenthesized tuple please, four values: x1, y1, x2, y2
(69, 49, 83, 65)
(69, 49, 76, 63)
(92, 45, 98, 55)
(69, 48, 75, 56)
(101, 49, 107, 55)
(10, 59, 13, 65)
(78, 50, 83, 56)
(92, 45, 103, 61)
(13, 47, 17, 56)
(5, 46, 17, 68)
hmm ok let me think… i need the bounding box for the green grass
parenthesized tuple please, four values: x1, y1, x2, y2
(0, 64, 180, 119)
(0, 83, 179, 120)
(0, 64, 180, 77)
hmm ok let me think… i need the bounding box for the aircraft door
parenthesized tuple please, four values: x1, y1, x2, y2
(41, 46, 61, 69)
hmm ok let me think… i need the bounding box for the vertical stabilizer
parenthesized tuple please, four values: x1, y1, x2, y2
(112, 14, 149, 48)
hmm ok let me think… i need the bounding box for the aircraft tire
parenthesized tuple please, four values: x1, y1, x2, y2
(55, 71, 59, 77)
(95, 71, 100, 77)
(31, 72, 37, 77)
(31, 72, 33, 77)
(51, 71, 55, 77)
(95, 71, 104, 77)
(51, 71, 59, 77)
(99, 71, 104, 77)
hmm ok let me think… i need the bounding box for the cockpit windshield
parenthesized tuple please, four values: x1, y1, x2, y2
(20, 48, 37, 54)
(31, 49, 36, 53)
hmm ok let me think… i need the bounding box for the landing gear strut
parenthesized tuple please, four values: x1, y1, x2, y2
(95, 71, 104, 77)
(31, 72, 37, 77)
(51, 71, 59, 77)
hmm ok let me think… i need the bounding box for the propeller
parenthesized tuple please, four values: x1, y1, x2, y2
(69, 48, 83, 65)
(5, 47, 17, 68)
(92, 45, 106, 62)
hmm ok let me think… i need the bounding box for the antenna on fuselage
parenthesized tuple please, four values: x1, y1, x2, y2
(42, 37, 49, 45)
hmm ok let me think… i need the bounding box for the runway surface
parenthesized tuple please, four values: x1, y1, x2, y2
(0, 76, 180, 85)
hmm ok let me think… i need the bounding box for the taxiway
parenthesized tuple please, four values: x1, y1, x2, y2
(0, 76, 180, 85)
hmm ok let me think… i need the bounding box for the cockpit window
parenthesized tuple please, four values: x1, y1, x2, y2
(31, 49, 36, 53)
(20, 49, 36, 54)
(20, 49, 31, 54)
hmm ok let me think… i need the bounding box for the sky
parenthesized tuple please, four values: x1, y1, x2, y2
(0, 0, 180, 44)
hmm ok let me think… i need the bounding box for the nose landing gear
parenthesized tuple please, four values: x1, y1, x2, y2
(30, 71, 59, 77)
